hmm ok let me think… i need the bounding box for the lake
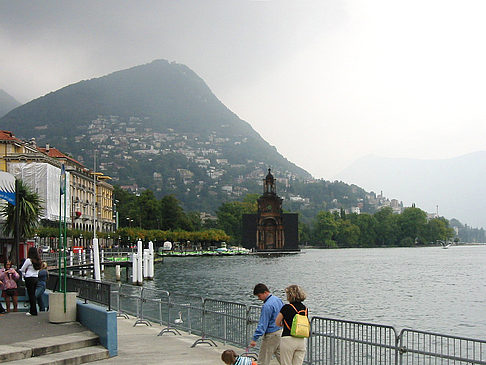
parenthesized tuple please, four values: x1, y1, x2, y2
(106, 245, 486, 340)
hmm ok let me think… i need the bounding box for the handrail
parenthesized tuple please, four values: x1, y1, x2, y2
(85, 279, 486, 364)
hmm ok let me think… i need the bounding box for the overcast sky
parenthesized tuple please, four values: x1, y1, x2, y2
(1, 0, 486, 179)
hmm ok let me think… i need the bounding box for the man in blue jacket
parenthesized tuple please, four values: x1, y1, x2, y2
(249, 283, 284, 365)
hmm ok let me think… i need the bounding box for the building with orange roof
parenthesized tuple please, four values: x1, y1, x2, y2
(0, 131, 114, 248)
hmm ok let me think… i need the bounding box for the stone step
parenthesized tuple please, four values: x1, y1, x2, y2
(0, 331, 99, 363)
(3, 346, 109, 365)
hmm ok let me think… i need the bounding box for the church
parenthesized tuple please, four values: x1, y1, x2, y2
(242, 169, 299, 251)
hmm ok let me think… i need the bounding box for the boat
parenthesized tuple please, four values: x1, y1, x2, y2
(438, 240, 453, 249)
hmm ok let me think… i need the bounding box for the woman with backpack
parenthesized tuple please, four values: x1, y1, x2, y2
(275, 285, 309, 365)
(20, 247, 42, 316)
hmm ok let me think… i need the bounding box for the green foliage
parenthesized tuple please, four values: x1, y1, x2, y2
(313, 211, 338, 246)
(114, 227, 229, 244)
(1, 179, 43, 240)
(304, 206, 457, 248)
(398, 207, 428, 243)
(115, 187, 195, 232)
(215, 196, 257, 242)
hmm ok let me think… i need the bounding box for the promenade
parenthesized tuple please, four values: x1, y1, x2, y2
(97, 315, 276, 365)
(0, 312, 279, 365)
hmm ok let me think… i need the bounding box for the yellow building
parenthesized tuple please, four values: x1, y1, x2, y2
(0, 130, 38, 171)
(0, 131, 114, 242)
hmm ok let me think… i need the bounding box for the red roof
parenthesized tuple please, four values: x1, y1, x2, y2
(0, 130, 22, 142)
(38, 147, 83, 167)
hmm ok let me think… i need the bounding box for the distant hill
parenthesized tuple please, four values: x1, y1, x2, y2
(0, 89, 21, 118)
(336, 152, 486, 228)
(0, 60, 312, 211)
(0, 60, 380, 217)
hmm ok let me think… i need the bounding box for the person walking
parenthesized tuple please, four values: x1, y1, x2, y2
(249, 283, 284, 365)
(0, 260, 20, 312)
(20, 247, 42, 316)
(275, 285, 308, 365)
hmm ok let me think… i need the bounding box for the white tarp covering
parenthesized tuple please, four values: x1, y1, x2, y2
(8, 162, 71, 222)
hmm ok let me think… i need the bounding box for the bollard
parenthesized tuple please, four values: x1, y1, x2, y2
(93, 238, 101, 281)
(82, 250, 86, 276)
(69, 251, 74, 276)
(132, 252, 138, 285)
(143, 249, 149, 280)
(115, 264, 121, 281)
(137, 240, 143, 285)
(101, 249, 105, 272)
(148, 241, 154, 280)
(78, 251, 82, 276)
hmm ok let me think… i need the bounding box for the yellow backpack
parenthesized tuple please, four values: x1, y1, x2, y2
(284, 304, 310, 338)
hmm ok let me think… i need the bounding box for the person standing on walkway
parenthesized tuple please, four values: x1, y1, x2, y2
(0, 276, 6, 314)
(35, 261, 48, 312)
(20, 247, 42, 316)
(249, 283, 283, 365)
(275, 285, 308, 365)
(0, 260, 20, 312)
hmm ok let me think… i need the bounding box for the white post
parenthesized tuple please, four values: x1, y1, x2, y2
(93, 238, 101, 281)
(132, 252, 138, 284)
(148, 241, 154, 280)
(69, 250, 74, 276)
(90, 248, 94, 277)
(101, 249, 105, 272)
(115, 264, 121, 281)
(143, 249, 149, 280)
(82, 250, 86, 276)
(137, 240, 143, 285)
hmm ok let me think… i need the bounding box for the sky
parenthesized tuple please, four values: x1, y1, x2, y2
(1, 0, 486, 180)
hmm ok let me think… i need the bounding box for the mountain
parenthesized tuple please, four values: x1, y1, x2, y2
(336, 152, 486, 228)
(0, 60, 383, 218)
(0, 89, 21, 118)
(0, 60, 312, 211)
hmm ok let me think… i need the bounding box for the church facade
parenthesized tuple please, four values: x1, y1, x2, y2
(242, 169, 299, 251)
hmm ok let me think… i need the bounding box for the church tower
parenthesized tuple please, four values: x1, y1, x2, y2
(256, 169, 285, 250)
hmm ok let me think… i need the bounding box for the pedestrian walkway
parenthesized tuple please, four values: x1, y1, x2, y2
(95, 315, 279, 365)
(0, 311, 87, 345)
(0, 312, 280, 364)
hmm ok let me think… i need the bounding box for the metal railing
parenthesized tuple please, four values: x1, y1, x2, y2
(398, 329, 486, 364)
(43, 251, 133, 268)
(102, 282, 486, 364)
(47, 272, 111, 310)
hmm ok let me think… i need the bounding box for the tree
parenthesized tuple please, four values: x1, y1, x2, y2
(1, 180, 42, 265)
(160, 195, 190, 230)
(398, 207, 428, 244)
(335, 220, 360, 247)
(312, 211, 338, 247)
(425, 217, 455, 243)
(355, 214, 377, 247)
(216, 195, 257, 242)
(374, 207, 399, 246)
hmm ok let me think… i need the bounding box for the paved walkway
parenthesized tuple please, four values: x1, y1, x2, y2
(0, 311, 280, 364)
(0, 311, 87, 345)
(96, 316, 279, 365)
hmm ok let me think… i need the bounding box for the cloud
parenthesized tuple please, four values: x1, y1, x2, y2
(1, 0, 486, 179)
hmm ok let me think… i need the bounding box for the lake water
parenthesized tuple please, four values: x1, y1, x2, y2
(107, 245, 486, 340)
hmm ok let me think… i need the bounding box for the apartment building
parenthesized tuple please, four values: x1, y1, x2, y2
(0, 130, 114, 239)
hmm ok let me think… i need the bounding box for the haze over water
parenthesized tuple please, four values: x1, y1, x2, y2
(129, 246, 486, 340)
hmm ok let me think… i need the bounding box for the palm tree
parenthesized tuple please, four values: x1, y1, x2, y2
(1, 179, 43, 265)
